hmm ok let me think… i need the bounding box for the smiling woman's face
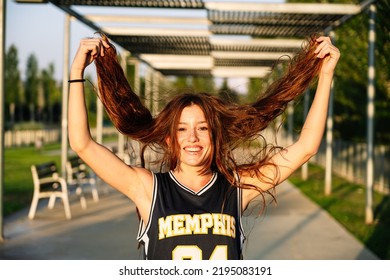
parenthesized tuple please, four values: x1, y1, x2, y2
(175, 104, 212, 170)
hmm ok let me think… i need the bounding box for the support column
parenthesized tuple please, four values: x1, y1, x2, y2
(0, 0, 6, 241)
(301, 90, 309, 180)
(117, 51, 129, 161)
(287, 102, 294, 146)
(324, 31, 335, 196)
(144, 67, 153, 169)
(134, 59, 141, 94)
(133, 59, 141, 166)
(60, 14, 71, 178)
(365, 4, 376, 224)
(152, 71, 160, 115)
(96, 94, 103, 145)
(145, 67, 153, 112)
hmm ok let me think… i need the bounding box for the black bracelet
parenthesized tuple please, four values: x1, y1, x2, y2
(68, 79, 86, 83)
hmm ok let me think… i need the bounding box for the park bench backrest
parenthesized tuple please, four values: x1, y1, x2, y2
(33, 162, 58, 179)
(66, 156, 89, 182)
(30, 162, 62, 192)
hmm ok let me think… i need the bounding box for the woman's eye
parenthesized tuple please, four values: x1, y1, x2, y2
(177, 127, 186, 132)
(199, 126, 208, 131)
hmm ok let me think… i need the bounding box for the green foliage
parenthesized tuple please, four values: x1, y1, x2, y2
(5, 45, 22, 129)
(377, 0, 390, 80)
(191, 76, 216, 93)
(247, 78, 264, 103)
(6, 46, 63, 126)
(218, 78, 240, 103)
(25, 54, 39, 111)
(83, 74, 99, 126)
(5, 45, 21, 105)
(335, 4, 390, 143)
(285, 0, 390, 143)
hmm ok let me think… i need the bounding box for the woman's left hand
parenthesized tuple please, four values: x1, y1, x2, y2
(315, 36, 340, 76)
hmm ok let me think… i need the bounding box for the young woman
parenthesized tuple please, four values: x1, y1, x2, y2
(68, 34, 340, 260)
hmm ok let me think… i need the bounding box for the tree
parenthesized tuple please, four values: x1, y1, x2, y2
(287, 0, 390, 143)
(247, 78, 264, 103)
(218, 78, 239, 103)
(334, 3, 390, 143)
(25, 54, 40, 122)
(375, 0, 390, 143)
(41, 63, 60, 124)
(191, 76, 215, 93)
(5, 45, 21, 128)
(173, 76, 191, 92)
(84, 74, 98, 126)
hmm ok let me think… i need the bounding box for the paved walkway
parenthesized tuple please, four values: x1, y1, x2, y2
(0, 180, 378, 260)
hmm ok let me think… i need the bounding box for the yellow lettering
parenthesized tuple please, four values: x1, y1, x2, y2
(200, 213, 213, 234)
(230, 216, 236, 238)
(172, 214, 185, 236)
(158, 216, 173, 240)
(158, 213, 236, 239)
(185, 214, 201, 234)
(212, 214, 226, 236)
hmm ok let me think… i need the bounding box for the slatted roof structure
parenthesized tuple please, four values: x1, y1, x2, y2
(46, 0, 370, 78)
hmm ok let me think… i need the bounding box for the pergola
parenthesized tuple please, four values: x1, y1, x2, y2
(49, 0, 365, 78)
(0, 0, 378, 240)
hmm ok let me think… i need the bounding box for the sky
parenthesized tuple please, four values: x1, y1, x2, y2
(6, 0, 98, 81)
(5, 0, 285, 92)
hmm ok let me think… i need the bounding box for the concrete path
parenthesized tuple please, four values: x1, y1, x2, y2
(0, 180, 378, 260)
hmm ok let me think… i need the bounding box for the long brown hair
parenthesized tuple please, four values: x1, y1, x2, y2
(94, 33, 323, 195)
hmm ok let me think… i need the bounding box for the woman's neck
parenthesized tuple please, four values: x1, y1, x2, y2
(172, 166, 213, 192)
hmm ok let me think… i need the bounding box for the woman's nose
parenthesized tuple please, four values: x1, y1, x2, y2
(188, 129, 199, 142)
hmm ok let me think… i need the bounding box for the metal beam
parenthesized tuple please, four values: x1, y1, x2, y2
(140, 54, 213, 69)
(205, 2, 362, 15)
(85, 14, 209, 25)
(212, 67, 270, 78)
(211, 51, 293, 60)
(210, 37, 303, 49)
(51, 4, 103, 33)
(102, 26, 210, 37)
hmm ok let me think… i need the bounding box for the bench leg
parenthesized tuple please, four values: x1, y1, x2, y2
(80, 196, 87, 209)
(90, 178, 99, 202)
(48, 194, 56, 209)
(75, 187, 87, 209)
(61, 194, 72, 220)
(91, 187, 99, 202)
(28, 194, 39, 219)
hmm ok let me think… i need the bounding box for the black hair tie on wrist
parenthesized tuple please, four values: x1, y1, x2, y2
(68, 79, 86, 83)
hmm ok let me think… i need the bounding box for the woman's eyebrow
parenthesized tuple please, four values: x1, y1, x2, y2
(178, 120, 208, 125)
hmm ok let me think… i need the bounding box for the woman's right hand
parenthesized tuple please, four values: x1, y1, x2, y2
(70, 38, 111, 76)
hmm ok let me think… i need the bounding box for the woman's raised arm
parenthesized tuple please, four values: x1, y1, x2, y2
(241, 36, 340, 208)
(68, 38, 154, 221)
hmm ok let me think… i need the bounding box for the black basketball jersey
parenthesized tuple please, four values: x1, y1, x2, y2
(137, 171, 245, 260)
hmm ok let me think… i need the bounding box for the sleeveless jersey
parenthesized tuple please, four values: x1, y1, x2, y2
(137, 171, 245, 260)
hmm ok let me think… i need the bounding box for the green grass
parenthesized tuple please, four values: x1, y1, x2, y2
(289, 164, 390, 260)
(4, 143, 62, 216)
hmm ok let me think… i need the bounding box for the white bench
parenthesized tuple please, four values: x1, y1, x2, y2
(28, 161, 86, 220)
(66, 156, 99, 202)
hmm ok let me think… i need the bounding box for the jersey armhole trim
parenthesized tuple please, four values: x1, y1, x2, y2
(137, 172, 158, 241)
(238, 183, 246, 247)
